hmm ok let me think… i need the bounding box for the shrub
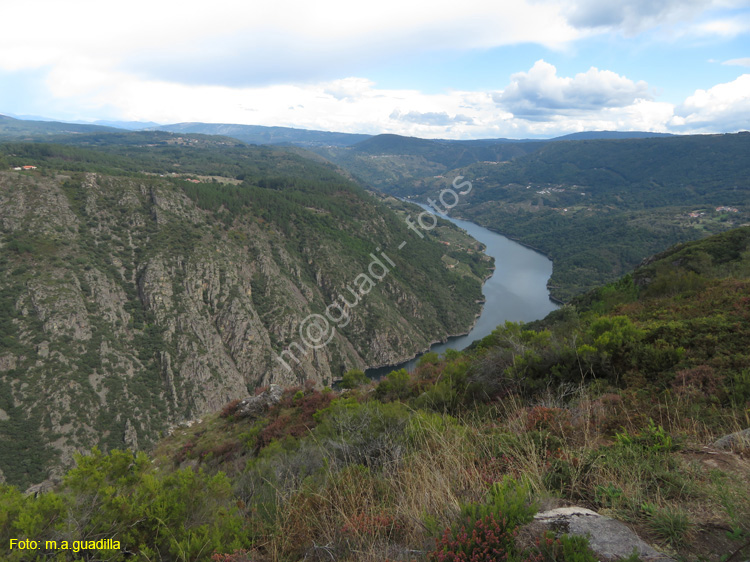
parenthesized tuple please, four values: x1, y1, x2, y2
(220, 398, 242, 418)
(614, 419, 678, 453)
(341, 368, 369, 389)
(534, 532, 599, 562)
(430, 514, 519, 561)
(314, 399, 411, 469)
(375, 368, 413, 400)
(460, 477, 537, 530)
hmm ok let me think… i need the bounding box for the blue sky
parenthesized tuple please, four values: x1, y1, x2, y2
(1, 0, 749, 139)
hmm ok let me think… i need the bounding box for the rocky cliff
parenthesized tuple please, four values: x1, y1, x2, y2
(0, 153, 490, 487)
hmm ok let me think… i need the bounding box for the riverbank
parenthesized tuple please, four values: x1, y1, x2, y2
(366, 206, 559, 378)
(441, 210, 570, 305)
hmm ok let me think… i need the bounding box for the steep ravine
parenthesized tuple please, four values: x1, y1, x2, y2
(0, 169, 488, 487)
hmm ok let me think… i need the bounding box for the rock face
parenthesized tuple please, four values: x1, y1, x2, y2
(524, 507, 675, 561)
(0, 169, 487, 488)
(236, 385, 283, 420)
(713, 428, 750, 451)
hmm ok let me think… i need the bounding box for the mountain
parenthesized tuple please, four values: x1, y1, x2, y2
(306, 134, 547, 190)
(550, 130, 675, 141)
(148, 122, 372, 147)
(0, 140, 491, 488)
(0, 114, 123, 139)
(1, 226, 747, 561)
(91, 120, 163, 130)
(357, 132, 750, 301)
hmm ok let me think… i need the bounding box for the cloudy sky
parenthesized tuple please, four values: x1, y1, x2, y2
(1, 0, 749, 138)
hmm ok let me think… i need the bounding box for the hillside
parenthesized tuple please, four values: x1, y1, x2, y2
(370, 132, 750, 301)
(149, 122, 372, 147)
(307, 134, 546, 190)
(0, 141, 492, 488)
(1, 227, 748, 562)
(0, 114, 122, 140)
(550, 131, 675, 141)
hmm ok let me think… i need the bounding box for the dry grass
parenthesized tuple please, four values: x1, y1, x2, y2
(198, 385, 749, 561)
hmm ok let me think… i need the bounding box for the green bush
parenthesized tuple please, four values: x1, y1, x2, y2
(340, 368, 369, 389)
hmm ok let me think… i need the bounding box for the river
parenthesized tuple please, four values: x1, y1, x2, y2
(366, 203, 558, 377)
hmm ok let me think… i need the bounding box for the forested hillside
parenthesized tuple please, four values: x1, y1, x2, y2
(1, 227, 748, 562)
(0, 139, 491, 488)
(308, 134, 546, 191)
(0, 114, 121, 140)
(345, 132, 750, 301)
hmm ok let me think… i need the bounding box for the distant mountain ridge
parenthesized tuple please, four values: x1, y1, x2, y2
(2, 112, 680, 146)
(0, 114, 122, 139)
(550, 130, 675, 141)
(147, 122, 373, 147)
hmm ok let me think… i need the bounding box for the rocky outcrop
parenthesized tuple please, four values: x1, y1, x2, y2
(235, 385, 283, 419)
(522, 507, 674, 561)
(713, 428, 750, 451)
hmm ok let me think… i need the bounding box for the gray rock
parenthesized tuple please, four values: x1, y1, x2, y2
(25, 479, 55, 497)
(526, 507, 675, 561)
(124, 419, 139, 450)
(713, 428, 750, 451)
(0, 353, 17, 371)
(235, 384, 283, 419)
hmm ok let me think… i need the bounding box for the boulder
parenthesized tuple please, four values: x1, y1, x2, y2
(235, 385, 283, 419)
(713, 428, 750, 451)
(523, 507, 674, 561)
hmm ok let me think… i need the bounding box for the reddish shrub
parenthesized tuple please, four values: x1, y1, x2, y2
(672, 365, 722, 397)
(174, 440, 196, 464)
(255, 389, 335, 448)
(430, 514, 518, 562)
(220, 398, 242, 418)
(525, 406, 572, 435)
(211, 550, 253, 562)
(210, 440, 241, 460)
(341, 511, 404, 541)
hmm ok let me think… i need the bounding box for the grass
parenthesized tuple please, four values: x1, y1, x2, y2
(145, 380, 748, 561)
(4, 228, 750, 560)
(642, 504, 694, 547)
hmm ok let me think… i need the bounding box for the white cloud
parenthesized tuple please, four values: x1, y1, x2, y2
(323, 78, 376, 101)
(390, 110, 475, 126)
(722, 57, 750, 66)
(694, 11, 750, 35)
(0, 0, 580, 87)
(1, 2, 749, 138)
(672, 74, 750, 131)
(5, 58, 746, 139)
(494, 60, 651, 118)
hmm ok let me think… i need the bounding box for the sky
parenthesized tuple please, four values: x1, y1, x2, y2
(1, 0, 749, 139)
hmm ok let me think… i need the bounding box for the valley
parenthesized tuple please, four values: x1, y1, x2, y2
(0, 117, 748, 562)
(0, 138, 491, 488)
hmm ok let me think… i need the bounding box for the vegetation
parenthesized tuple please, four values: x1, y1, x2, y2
(2, 227, 748, 561)
(314, 132, 750, 301)
(0, 139, 489, 489)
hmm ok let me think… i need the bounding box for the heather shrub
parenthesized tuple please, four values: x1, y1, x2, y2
(428, 478, 538, 561)
(219, 398, 242, 418)
(430, 513, 520, 561)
